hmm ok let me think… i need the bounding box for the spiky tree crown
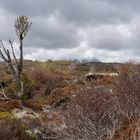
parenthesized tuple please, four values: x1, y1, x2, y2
(15, 16, 32, 40)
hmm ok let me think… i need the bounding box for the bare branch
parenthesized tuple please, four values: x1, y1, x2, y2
(6, 49, 12, 62)
(9, 40, 18, 65)
(0, 40, 18, 80)
(0, 40, 12, 64)
(0, 49, 8, 62)
(0, 40, 8, 55)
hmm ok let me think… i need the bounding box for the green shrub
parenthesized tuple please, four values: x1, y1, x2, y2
(0, 112, 12, 120)
(5, 74, 36, 99)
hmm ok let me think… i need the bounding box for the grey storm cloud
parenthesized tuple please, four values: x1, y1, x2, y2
(0, 0, 140, 62)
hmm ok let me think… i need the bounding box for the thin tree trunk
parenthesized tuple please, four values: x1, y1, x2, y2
(18, 81, 24, 108)
(18, 38, 24, 108)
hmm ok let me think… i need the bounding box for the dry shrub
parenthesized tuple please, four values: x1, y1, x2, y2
(24, 98, 49, 111)
(46, 86, 74, 107)
(88, 74, 118, 86)
(47, 88, 68, 106)
(114, 63, 140, 118)
(47, 63, 140, 140)
(0, 73, 13, 87)
(47, 81, 86, 107)
(19, 117, 42, 131)
(27, 67, 67, 98)
(61, 82, 83, 95)
(0, 118, 36, 140)
(110, 118, 140, 140)
(95, 75, 116, 85)
(0, 100, 19, 112)
(55, 87, 120, 140)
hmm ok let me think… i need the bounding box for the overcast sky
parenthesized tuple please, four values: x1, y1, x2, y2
(0, 0, 140, 62)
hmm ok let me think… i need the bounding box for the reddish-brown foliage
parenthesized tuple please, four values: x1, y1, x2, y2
(24, 98, 49, 111)
(0, 100, 19, 112)
(26, 67, 67, 98)
(45, 63, 140, 140)
(108, 118, 140, 140)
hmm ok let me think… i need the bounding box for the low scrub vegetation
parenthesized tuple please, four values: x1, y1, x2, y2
(0, 60, 139, 140)
(40, 63, 140, 140)
(0, 118, 36, 140)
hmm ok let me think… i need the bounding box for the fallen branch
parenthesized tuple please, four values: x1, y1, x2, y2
(0, 92, 11, 101)
(0, 83, 12, 101)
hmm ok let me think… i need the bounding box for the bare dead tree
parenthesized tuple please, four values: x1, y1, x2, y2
(0, 16, 32, 107)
